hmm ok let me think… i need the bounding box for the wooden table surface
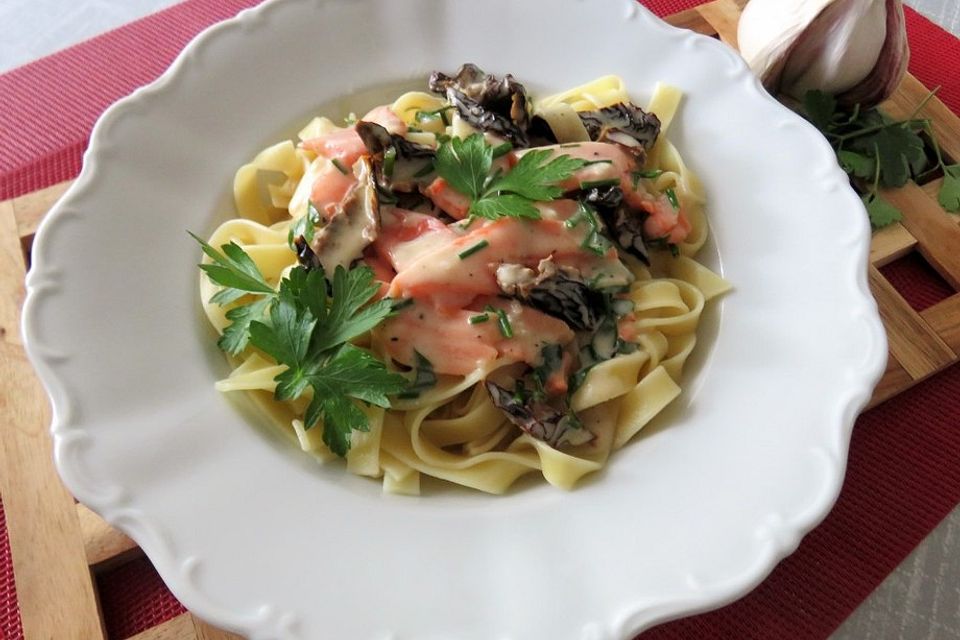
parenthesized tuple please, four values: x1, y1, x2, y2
(3, 2, 960, 639)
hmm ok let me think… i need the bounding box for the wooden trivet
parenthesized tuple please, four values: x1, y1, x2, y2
(2, 0, 959, 637)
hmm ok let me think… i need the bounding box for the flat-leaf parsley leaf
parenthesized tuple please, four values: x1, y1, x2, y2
(247, 263, 406, 455)
(190, 232, 276, 354)
(434, 133, 588, 221)
(192, 233, 407, 455)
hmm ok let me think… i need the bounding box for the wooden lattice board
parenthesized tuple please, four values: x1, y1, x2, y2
(2, 0, 959, 637)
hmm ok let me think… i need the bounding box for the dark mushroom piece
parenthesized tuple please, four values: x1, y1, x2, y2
(570, 185, 650, 266)
(296, 156, 380, 273)
(577, 102, 661, 158)
(355, 120, 436, 193)
(596, 201, 651, 266)
(428, 63, 531, 147)
(486, 381, 593, 448)
(495, 257, 606, 331)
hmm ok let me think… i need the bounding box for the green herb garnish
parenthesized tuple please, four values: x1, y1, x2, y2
(414, 105, 455, 126)
(665, 187, 680, 210)
(397, 350, 437, 399)
(288, 201, 322, 250)
(331, 158, 349, 175)
(190, 232, 276, 354)
(434, 133, 588, 221)
(458, 239, 489, 259)
(494, 307, 514, 338)
(802, 88, 960, 227)
(565, 202, 612, 256)
(469, 313, 490, 324)
(383, 146, 397, 178)
(581, 178, 621, 190)
(192, 234, 405, 456)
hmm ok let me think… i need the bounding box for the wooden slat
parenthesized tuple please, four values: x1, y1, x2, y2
(663, 6, 717, 35)
(0, 205, 106, 639)
(924, 293, 960, 353)
(921, 176, 946, 202)
(869, 293, 960, 408)
(0, 201, 25, 346)
(10, 179, 71, 239)
(869, 221, 917, 267)
(883, 183, 960, 289)
(696, 0, 743, 47)
(4, 1, 960, 637)
(868, 265, 956, 380)
(126, 613, 245, 640)
(193, 615, 245, 640)
(77, 503, 140, 569)
(868, 356, 912, 409)
(881, 73, 960, 163)
(130, 613, 196, 640)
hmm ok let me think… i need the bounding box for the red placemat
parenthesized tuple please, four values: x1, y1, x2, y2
(2, 2, 960, 639)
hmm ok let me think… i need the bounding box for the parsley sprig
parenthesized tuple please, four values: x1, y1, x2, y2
(803, 90, 960, 228)
(190, 232, 276, 354)
(192, 234, 406, 456)
(434, 133, 588, 220)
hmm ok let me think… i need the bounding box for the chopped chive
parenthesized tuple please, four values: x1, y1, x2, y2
(375, 184, 398, 204)
(632, 169, 662, 190)
(565, 201, 596, 229)
(392, 297, 415, 311)
(492, 142, 513, 158)
(560, 143, 582, 148)
(413, 162, 435, 178)
(582, 159, 614, 167)
(582, 229, 612, 255)
(458, 239, 489, 260)
(580, 178, 620, 190)
(469, 313, 490, 324)
(383, 146, 397, 178)
(415, 105, 455, 125)
(665, 187, 680, 210)
(397, 350, 437, 399)
(331, 158, 349, 175)
(495, 308, 514, 338)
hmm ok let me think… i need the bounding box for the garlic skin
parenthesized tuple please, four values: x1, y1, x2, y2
(737, 0, 909, 107)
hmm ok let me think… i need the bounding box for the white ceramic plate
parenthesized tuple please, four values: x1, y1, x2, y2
(22, 1, 887, 638)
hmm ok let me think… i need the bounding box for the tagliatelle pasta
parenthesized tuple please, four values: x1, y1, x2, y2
(197, 66, 730, 494)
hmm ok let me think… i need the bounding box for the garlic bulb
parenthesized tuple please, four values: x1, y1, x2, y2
(738, 0, 909, 106)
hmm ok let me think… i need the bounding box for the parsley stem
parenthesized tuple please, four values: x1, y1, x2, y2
(870, 141, 882, 198)
(922, 120, 947, 170)
(905, 86, 941, 121)
(458, 239, 489, 259)
(830, 118, 931, 143)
